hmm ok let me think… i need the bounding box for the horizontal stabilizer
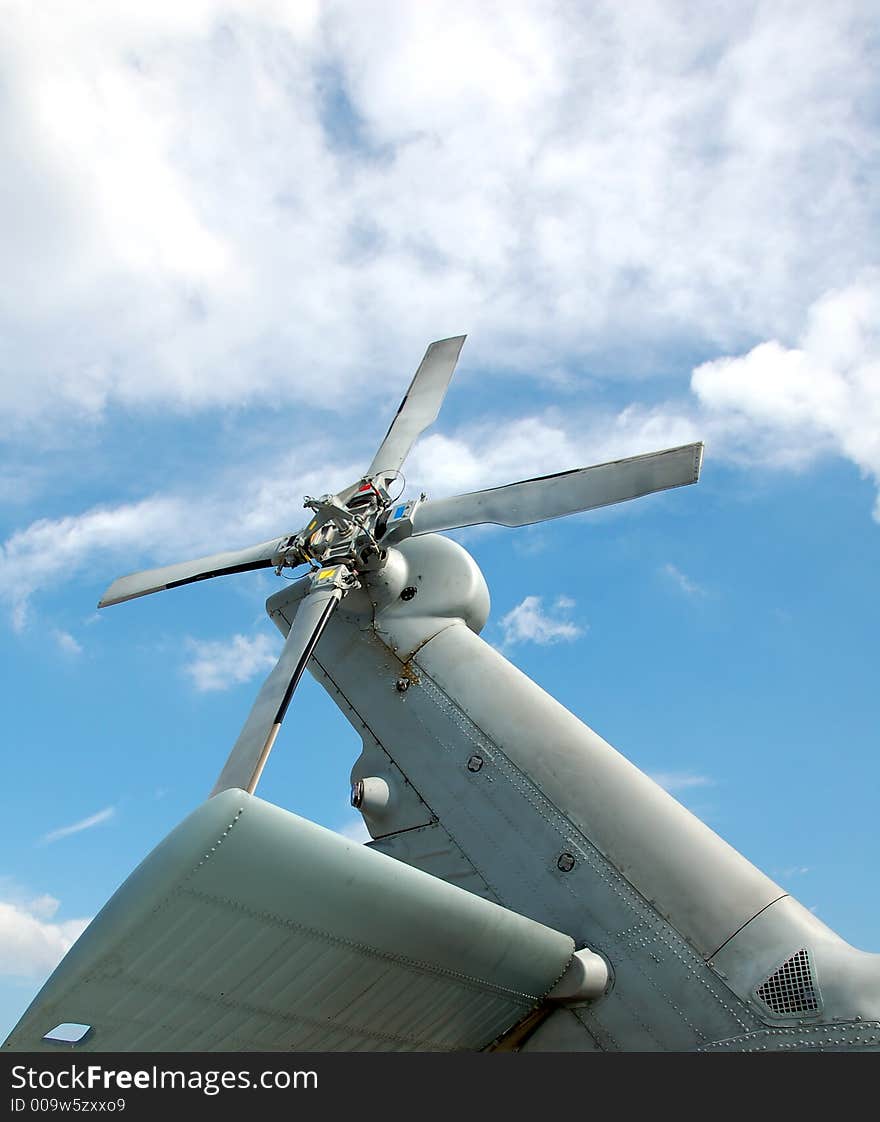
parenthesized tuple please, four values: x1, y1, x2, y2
(4, 791, 575, 1053)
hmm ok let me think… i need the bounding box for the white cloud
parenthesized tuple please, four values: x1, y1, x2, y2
(691, 272, 880, 518)
(0, 5, 878, 636)
(22, 894, 60, 921)
(185, 631, 280, 692)
(40, 806, 116, 846)
(499, 595, 583, 647)
(406, 419, 587, 497)
(662, 563, 707, 598)
(53, 629, 83, 655)
(0, 496, 187, 630)
(0, 449, 358, 629)
(406, 409, 703, 502)
(0, 4, 874, 428)
(0, 893, 90, 979)
(650, 772, 715, 793)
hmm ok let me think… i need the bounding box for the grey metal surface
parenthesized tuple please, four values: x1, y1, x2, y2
(4, 790, 576, 1053)
(370, 822, 500, 903)
(302, 636, 765, 1046)
(98, 535, 289, 608)
(268, 533, 796, 1048)
(289, 531, 880, 1051)
(697, 1022, 880, 1051)
(367, 335, 466, 479)
(711, 894, 880, 1023)
(350, 737, 436, 837)
(210, 585, 342, 796)
(410, 442, 703, 535)
(417, 622, 783, 960)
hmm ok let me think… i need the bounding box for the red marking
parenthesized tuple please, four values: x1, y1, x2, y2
(358, 482, 372, 492)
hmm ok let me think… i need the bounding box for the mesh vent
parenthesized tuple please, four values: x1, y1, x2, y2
(755, 949, 820, 1016)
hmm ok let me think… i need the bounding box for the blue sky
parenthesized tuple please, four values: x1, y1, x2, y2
(1, 1, 878, 1042)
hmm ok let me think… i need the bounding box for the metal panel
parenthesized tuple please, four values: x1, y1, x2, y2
(4, 791, 574, 1053)
(302, 593, 766, 1050)
(416, 622, 783, 959)
(370, 821, 499, 902)
(711, 895, 880, 1024)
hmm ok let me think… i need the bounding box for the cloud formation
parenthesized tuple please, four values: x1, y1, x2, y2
(0, 3, 874, 428)
(40, 807, 116, 846)
(53, 629, 83, 655)
(0, 450, 356, 628)
(0, 4, 878, 637)
(0, 497, 186, 630)
(0, 891, 90, 978)
(499, 595, 583, 647)
(691, 272, 880, 518)
(662, 563, 707, 598)
(185, 632, 280, 692)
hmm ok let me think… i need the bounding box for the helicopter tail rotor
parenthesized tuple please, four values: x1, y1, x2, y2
(97, 334, 704, 798)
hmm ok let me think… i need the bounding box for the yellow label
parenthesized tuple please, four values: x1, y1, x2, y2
(317, 567, 337, 580)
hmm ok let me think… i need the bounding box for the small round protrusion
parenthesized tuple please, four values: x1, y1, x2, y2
(400, 586, 417, 601)
(467, 755, 484, 772)
(547, 948, 611, 1003)
(351, 776, 391, 815)
(557, 852, 576, 872)
(395, 678, 410, 692)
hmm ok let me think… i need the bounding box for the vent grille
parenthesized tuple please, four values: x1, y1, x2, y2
(755, 949, 820, 1016)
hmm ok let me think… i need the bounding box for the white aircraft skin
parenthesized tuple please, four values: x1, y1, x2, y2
(272, 532, 880, 1052)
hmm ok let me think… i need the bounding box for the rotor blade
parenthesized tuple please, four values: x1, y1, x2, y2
(98, 536, 293, 608)
(210, 582, 343, 797)
(367, 335, 466, 480)
(410, 442, 704, 535)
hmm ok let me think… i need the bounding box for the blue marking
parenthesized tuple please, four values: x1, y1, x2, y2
(393, 505, 406, 520)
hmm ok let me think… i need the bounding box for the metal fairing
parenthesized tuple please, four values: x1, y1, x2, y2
(265, 533, 880, 1052)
